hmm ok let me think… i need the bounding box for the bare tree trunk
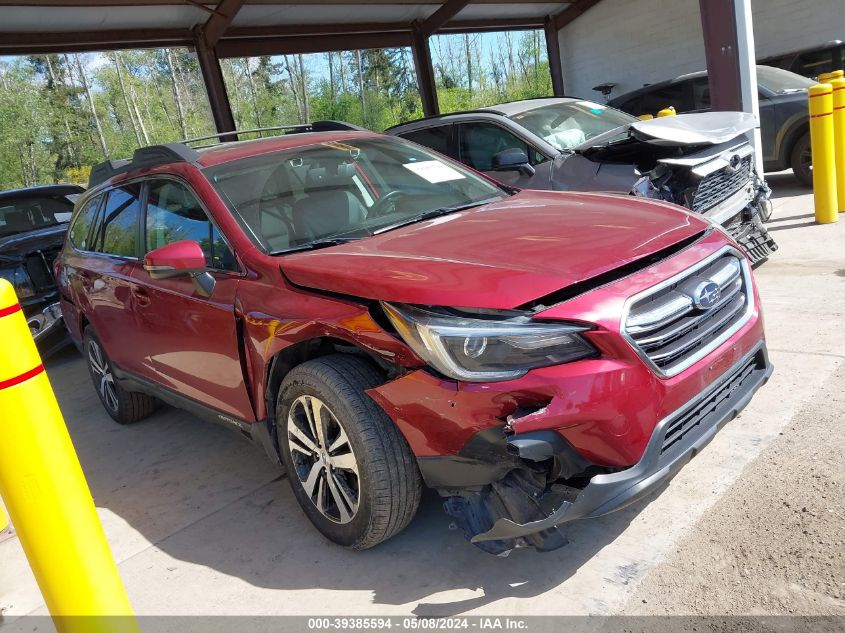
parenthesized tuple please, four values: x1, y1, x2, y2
(151, 79, 177, 134)
(283, 55, 304, 122)
(130, 86, 150, 144)
(165, 48, 188, 138)
(356, 49, 364, 112)
(339, 51, 347, 94)
(328, 52, 335, 101)
(222, 61, 243, 127)
(74, 53, 109, 157)
(121, 54, 150, 144)
(464, 34, 472, 91)
(113, 52, 142, 145)
(298, 54, 310, 122)
(242, 59, 262, 128)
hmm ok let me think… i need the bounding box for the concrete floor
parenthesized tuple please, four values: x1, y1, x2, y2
(1, 172, 842, 619)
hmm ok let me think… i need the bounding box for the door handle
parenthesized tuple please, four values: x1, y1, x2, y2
(132, 287, 151, 308)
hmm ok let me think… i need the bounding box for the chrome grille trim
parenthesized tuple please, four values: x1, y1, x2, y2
(621, 246, 755, 378)
(691, 156, 753, 213)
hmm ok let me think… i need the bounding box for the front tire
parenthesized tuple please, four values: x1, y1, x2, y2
(276, 354, 422, 550)
(790, 132, 812, 187)
(83, 327, 157, 425)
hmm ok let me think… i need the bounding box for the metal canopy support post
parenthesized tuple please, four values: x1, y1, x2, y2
(193, 27, 238, 141)
(699, 0, 743, 111)
(412, 26, 439, 116)
(733, 0, 764, 176)
(544, 16, 564, 97)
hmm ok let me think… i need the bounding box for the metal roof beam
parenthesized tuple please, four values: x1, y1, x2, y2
(203, 0, 247, 46)
(418, 0, 469, 36)
(552, 0, 603, 30)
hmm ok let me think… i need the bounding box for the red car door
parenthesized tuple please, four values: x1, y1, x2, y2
(130, 177, 255, 422)
(75, 183, 149, 375)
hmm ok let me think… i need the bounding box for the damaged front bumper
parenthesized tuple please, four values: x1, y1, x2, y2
(447, 342, 772, 555)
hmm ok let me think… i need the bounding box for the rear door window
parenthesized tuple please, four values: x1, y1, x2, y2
(98, 184, 142, 258)
(145, 179, 236, 271)
(400, 125, 459, 160)
(68, 195, 103, 251)
(637, 81, 693, 114)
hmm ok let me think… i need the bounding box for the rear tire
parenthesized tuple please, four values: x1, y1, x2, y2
(790, 132, 812, 187)
(276, 354, 422, 550)
(83, 327, 157, 425)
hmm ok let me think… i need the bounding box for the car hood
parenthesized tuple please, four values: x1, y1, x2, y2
(280, 191, 708, 310)
(578, 111, 757, 150)
(0, 224, 67, 262)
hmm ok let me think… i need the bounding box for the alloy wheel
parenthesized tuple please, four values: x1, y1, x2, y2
(800, 145, 812, 180)
(287, 395, 360, 524)
(88, 339, 118, 413)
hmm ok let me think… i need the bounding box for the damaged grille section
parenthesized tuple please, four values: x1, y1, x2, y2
(691, 156, 752, 213)
(624, 250, 753, 376)
(661, 349, 764, 454)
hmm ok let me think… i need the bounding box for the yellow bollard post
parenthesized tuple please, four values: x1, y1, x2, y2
(657, 106, 676, 118)
(832, 76, 845, 214)
(808, 83, 838, 223)
(0, 280, 138, 633)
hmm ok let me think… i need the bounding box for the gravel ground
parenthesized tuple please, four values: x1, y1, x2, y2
(624, 363, 845, 617)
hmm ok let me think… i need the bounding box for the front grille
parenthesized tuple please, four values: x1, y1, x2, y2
(661, 349, 765, 454)
(691, 156, 752, 213)
(624, 251, 752, 376)
(24, 247, 60, 292)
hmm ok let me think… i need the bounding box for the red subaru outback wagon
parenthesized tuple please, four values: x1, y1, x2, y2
(56, 127, 771, 554)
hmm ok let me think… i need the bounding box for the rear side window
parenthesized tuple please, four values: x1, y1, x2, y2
(145, 179, 235, 271)
(99, 184, 142, 257)
(691, 78, 711, 110)
(401, 125, 459, 160)
(792, 48, 835, 78)
(68, 196, 102, 251)
(637, 81, 692, 114)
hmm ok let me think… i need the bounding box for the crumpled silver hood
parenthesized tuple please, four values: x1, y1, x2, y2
(579, 111, 757, 150)
(630, 112, 758, 145)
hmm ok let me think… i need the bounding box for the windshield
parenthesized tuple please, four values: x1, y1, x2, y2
(0, 195, 74, 238)
(205, 136, 508, 254)
(510, 101, 636, 151)
(756, 65, 815, 93)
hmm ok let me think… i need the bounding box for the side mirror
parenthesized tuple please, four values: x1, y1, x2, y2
(143, 240, 215, 297)
(491, 148, 535, 176)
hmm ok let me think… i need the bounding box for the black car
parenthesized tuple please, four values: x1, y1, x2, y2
(609, 65, 816, 186)
(759, 40, 844, 80)
(0, 184, 84, 355)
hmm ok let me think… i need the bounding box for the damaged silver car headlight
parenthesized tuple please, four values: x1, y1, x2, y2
(382, 302, 597, 382)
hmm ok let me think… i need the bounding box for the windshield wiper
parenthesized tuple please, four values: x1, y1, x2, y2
(374, 200, 496, 235)
(270, 237, 358, 255)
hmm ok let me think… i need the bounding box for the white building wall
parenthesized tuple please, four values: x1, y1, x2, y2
(559, 0, 845, 102)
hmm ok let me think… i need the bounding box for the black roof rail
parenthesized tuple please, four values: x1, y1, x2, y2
(87, 144, 200, 189)
(87, 121, 368, 189)
(181, 120, 367, 146)
(87, 159, 130, 188)
(132, 143, 201, 166)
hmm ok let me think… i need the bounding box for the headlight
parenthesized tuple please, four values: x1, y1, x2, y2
(0, 265, 35, 299)
(382, 302, 597, 382)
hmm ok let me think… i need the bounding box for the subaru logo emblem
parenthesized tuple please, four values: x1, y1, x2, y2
(692, 281, 721, 310)
(725, 154, 741, 174)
